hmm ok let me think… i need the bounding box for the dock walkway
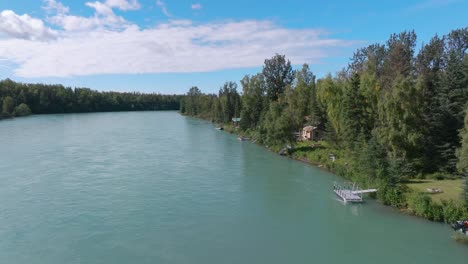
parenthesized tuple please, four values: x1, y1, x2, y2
(333, 182, 377, 203)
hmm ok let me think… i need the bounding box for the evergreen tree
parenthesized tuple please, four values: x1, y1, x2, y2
(434, 38, 468, 173)
(416, 35, 445, 172)
(341, 72, 368, 147)
(357, 135, 389, 182)
(457, 108, 468, 206)
(381, 31, 417, 89)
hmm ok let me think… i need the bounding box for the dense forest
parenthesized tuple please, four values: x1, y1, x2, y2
(180, 28, 468, 222)
(0, 79, 181, 119)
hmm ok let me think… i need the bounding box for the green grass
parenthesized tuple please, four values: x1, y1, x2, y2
(406, 179, 464, 204)
(290, 141, 350, 172)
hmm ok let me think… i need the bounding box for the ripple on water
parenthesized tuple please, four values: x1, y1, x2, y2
(0, 112, 467, 264)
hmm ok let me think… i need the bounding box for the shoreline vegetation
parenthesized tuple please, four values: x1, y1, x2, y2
(180, 27, 468, 225)
(0, 79, 181, 121)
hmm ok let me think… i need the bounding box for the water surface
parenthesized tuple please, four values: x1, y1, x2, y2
(0, 112, 466, 263)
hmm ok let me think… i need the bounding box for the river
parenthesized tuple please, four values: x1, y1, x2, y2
(0, 111, 466, 263)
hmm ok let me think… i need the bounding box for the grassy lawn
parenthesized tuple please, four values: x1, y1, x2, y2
(406, 179, 464, 204)
(290, 141, 358, 181)
(291, 141, 345, 166)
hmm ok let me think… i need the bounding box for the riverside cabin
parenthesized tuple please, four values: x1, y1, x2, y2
(301, 126, 321, 141)
(232, 117, 241, 128)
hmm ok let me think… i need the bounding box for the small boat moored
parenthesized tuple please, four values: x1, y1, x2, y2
(452, 220, 468, 236)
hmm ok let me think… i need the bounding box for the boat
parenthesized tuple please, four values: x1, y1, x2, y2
(278, 145, 293, 156)
(451, 220, 468, 236)
(215, 127, 224, 130)
(238, 136, 249, 141)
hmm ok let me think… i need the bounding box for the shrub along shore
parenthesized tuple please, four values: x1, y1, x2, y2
(180, 27, 468, 223)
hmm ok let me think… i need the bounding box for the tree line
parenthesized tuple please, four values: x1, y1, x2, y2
(0, 79, 181, 119)
(180, 27, 468, 216)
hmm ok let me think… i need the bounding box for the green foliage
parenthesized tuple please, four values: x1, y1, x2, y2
(408, 192, 468, 222)
(261, 101, 295, 147)
(0, 79, 181, 120)
(316, 74, 344, 141)
(219, 82, 241, 123)
(464, 175, 468, 206)
(2, 96, 14, 114)
(262, 54, 294, 101)
(408, 192, 440, 220)
(377, 183, 408, 208)
(294, 64, 316, 119)
(441, 199, 468, 223)
(356, 135, 389, 180)
(376, 76, 424, 166)
(240, 74, 266, 130)
(14, 103, 32, 117)
(457, 107, 468, 205)
(181, 86, 202, 116)
(426, 172, 454, 181)
(341, 73, 371, 148)
(381, 30, 417, 88)
(457, 108, 468, 173)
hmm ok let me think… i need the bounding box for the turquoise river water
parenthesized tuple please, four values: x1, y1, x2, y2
(0, 111, 467, 263)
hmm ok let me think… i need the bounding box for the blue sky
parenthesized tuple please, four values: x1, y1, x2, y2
(0, 0, 466, 94)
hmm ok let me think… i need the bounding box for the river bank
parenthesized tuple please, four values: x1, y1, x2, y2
(190, 114, 468, 230)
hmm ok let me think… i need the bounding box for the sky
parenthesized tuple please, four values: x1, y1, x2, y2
(0, 0, 466, 94)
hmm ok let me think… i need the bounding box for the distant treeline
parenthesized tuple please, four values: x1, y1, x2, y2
(180, 27, 468, 215)
(0, 79, 181, 119)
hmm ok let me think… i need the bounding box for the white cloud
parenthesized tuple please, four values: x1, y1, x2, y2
(45, 0, 131, 32)
(0, 19, 355, 78)
(105, 0, 141, 10)
(43, 0, 69, 15)
(86, 1, 115, 16)
(156, 0, 171, 17)
(0, 10, 56, 41)
(0, 1, 356, 78)
(191, 3, 202, 10)
(48, 13, 130, 32)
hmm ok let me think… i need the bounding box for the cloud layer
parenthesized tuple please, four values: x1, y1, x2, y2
(0, 10, 57, 41)
(0, 0, 355, 78)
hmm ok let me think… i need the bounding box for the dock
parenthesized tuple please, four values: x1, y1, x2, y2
(333, 182, 377, 203)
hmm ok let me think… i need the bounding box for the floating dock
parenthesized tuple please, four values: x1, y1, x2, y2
(333, 182, 377, 203)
